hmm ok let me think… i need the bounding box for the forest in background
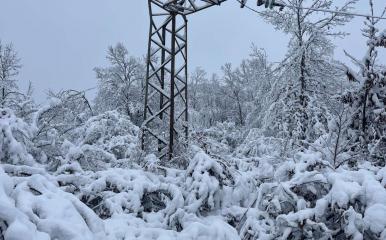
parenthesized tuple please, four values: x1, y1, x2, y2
(1, 0, 386, 239)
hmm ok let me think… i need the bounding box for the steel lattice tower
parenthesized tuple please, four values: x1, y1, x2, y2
(142, 0, 226, 160)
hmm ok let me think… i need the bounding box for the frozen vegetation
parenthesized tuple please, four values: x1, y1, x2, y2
(1, 108, 386, 239)
(1, 0, 386, 239)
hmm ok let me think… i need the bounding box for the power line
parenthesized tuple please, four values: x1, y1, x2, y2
(236, 0, 386, 20)
(237, 0, 264, 14)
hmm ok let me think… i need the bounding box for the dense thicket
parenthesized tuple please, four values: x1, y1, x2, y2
(1, 0, 386, 239)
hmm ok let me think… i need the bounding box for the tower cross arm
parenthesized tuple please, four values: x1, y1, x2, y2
(162, 0, 228, 15)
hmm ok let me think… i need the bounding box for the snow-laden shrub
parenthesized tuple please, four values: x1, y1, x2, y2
(240, 151, 386, 239)
(30, 90, 94, 164)
(0, 108, 35, 166)
(191, 122, 244, 156)
(206, 122, 244, 149)
(60, 140, 116, 171)
(235, 128, 285, 158)
(71, 111, 139, 158)
(75, 168, 184, 226)
(168, 211, 240, 239)
(370, 136, 386, 166)
(105, 210, 240, 240)
(185, 151, 235, 213)
(0, 161, 239, 240)
(191, 131, 231, 156)
(61, 111, 140, 171)
(0, 166, 49, 240)
(0, 165, 106, 240)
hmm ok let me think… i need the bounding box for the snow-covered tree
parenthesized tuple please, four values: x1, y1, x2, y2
(0, 41, 37, 123)
(189, 72, 227, 128)
(94, 43, 145, 124)
(0, 108, 35, 166)
(311, 84, 357, 168)
(0, 40, 21, 108)
(12, 82, 37, 123)
(32, 89, 93, 164)
(261, 0, 357, 148)
(189, 67, 207, 110)
(242, 47, 275, 129)
(189, 46, 275, 130)
(343, 0, 386, 163)
(220, 63, 247, 126)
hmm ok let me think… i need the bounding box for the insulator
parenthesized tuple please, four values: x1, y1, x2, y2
(265, 0, 270, 8)
(267, 0, 276, 9)
(240, 0, 247, 8)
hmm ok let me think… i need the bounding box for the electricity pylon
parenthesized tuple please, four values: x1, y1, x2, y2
(141, 0, 227, 160)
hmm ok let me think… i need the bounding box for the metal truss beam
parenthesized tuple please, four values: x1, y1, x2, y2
(142, 0, 227, 161)
(158, 0, 226, 15)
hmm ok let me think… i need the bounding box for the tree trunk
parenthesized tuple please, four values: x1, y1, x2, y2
(1, 87, 4, 107)
(236, 94, 244, 126)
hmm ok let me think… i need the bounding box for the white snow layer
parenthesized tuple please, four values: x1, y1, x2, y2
(2, 152, 386, 240)
(0, 161, 240, 240)
(1, 110, 386, 240)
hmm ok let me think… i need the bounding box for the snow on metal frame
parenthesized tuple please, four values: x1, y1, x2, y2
(160, 0, 227, 15)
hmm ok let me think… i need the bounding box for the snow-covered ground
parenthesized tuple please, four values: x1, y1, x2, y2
(1, 109, 386, 240)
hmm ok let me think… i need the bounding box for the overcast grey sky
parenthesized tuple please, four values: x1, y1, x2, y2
(0, 0, 385, 102)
